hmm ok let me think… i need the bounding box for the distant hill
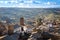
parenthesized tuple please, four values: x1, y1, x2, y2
(0, 8, 60, 23)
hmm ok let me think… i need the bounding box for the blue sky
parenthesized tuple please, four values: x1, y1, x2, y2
(0, 0, 60, 8)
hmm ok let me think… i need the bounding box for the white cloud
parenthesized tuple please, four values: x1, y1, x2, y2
(0, 4, 60, 8)
(0, 1, 4, 3)
(33, 0, 41, 3)
(44, 2, 56, 5)
(47, 2, 51, 5)
(23, 0, 33, 4)
(0, 0, 59, 8)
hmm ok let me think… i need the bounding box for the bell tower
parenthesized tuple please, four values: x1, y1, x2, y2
(20, 17, 24, 26)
